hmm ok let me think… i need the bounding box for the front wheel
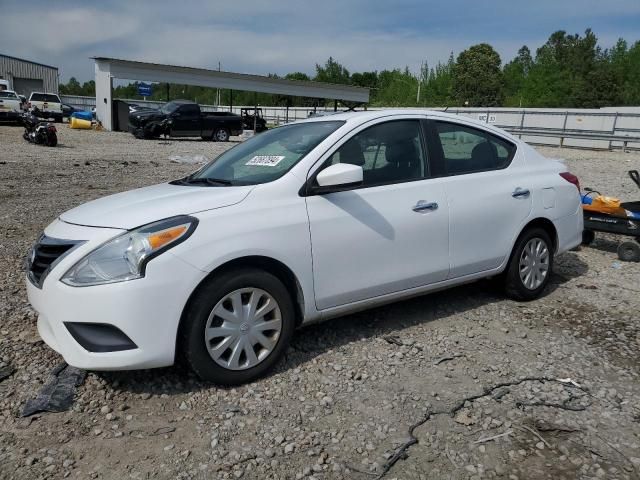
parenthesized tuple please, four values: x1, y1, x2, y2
(46, 132, 57, 147)
(180, 268, 295, 385)
(213, 128, 230, 142)
(504, 228, 554, 301)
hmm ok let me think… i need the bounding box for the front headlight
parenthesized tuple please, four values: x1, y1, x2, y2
(61, 215, 198, 287)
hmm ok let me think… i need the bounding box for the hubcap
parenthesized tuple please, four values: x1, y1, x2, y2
(216, 130, 228, 141)
(204, 288, 282, 370)
(519, 237, 550, 290)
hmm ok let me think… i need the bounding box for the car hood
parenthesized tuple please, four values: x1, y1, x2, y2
(129, 109, 166, 126)
(59, 182, 254, 229)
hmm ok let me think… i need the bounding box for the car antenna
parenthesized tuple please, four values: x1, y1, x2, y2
(443, 105, 449, 112)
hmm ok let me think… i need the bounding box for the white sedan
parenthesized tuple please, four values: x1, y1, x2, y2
(26, 110, 583, 384)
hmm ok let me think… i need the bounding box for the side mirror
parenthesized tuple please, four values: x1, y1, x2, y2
(312, 163, 363, 193)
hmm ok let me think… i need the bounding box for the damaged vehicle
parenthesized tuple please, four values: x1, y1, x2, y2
(26, 110, 583, 385)
(129, 99, 243, 141)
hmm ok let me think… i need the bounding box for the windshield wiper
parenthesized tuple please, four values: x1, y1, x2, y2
(181, 177, 233, 186)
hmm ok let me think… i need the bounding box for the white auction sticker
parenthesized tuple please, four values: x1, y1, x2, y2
(245, 155, 285, 167)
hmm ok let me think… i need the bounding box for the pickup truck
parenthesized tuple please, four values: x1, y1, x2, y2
(129, 100, 243, 141)
(0, 90, 22, 122)
(28, 92, 63, 122)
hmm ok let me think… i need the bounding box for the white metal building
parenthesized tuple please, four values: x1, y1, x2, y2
(0, 54, 59, 96)
(93, 57, 370, 130)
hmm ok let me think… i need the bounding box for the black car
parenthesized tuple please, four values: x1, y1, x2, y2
(61, 103, 81, 118)
(129, 100, 243, 141)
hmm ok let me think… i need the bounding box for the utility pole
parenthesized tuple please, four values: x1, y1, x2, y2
(217, 61, 221, 110)
(416, 61, 424, 104)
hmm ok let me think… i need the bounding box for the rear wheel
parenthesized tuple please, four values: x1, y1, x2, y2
(617, 241, 640, 262)
(180, 268, 295, 385)
(213, 128, 230, 142)
(504, 228, 554, 301)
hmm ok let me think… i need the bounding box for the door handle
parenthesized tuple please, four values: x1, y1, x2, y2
(412, 201, 438, 212)
(512, 188, 530, 198)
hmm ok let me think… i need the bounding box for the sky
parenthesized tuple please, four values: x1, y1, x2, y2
(1, 0, 639, 83)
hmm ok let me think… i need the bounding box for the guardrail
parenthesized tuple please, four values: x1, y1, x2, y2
(59, 95, 640, 150)
(503, 127, 640, 151)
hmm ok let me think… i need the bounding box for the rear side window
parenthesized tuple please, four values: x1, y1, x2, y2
(0, 91, 19, 99)
(30, 93, 61, 103)
(434, 121, 515, 175)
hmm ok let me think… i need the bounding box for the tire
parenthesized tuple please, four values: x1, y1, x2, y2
(504, 228, 554, 301)
(180, 268, 295, 385)
(617, 241, 640, 262)
(213, 128, 230, 142)
(582, 230, 595, 245)
(46, 132, 57, 147)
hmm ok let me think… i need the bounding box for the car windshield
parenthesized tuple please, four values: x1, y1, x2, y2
(160, 102, 181, 114)
(0, 91, 18, 99)
(189, 121, 344, 186)
(30, 93, 60, 102)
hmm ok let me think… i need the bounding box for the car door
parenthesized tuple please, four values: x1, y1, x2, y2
(425, 119, 532, 278)
(171, 104, 200, 136)
(305, 118, 450, 311)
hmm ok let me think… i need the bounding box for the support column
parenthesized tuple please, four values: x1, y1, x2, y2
(94, 60, 113, 130)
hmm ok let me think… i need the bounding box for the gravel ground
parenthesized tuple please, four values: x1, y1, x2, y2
(1, 124, 639, 480)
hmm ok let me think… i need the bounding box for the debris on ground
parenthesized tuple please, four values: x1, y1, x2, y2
(21, 363, 86, 417)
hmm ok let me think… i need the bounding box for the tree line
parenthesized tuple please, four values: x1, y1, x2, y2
(59, 29, 640, 109)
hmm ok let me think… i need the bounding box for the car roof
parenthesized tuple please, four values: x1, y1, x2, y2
(1, 90, 18, 94)
(298, 109, 518, 142)
(29, 92, 61, 96)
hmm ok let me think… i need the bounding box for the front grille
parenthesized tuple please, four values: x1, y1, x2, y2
(27, 235, 83, 288)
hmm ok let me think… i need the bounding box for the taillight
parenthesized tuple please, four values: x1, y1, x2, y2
(560, 172, 580, 191)
(48, 126, 57, 132)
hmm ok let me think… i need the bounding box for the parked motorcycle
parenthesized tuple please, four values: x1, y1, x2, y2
(21, 108, 58, 147)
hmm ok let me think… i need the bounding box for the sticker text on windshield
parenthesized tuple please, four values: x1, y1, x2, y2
(245, 155, 285, 167)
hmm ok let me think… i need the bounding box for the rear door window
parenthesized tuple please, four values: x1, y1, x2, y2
(433, 121, 516, 175)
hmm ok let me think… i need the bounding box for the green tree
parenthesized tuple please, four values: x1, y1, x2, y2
(452, 43, 504, 106)
(314, 57, 350, 84)
(285, 72, 311, 82)
(59, 77, 82, 95)
(422, 53, 455, 106)
(503, 46, 532, 106)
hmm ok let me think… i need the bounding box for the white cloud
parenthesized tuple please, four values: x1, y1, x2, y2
(1, 0, 638, 82)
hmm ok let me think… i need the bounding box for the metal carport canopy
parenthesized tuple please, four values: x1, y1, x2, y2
(93, 57, 369, 130)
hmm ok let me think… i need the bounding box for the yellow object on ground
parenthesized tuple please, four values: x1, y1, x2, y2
(70, 117, 92, 129)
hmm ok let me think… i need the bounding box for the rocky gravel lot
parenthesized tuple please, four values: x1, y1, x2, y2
(0, 124, 639, 480)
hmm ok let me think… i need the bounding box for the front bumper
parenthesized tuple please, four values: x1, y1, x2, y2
(26, 219, 207, 370)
